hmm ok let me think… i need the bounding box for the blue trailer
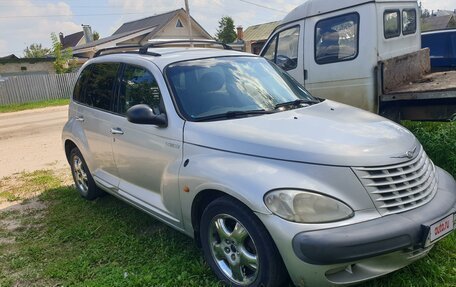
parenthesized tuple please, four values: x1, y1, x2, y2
(422, 29, 456, 71)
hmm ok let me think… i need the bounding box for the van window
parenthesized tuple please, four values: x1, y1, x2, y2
(263, 35, 277, 62)
(384, 10, 400, 38)
(118, 65, 162, 115)
(276, 26, 300, 71)
(262, 27, 300, 71)
(315, 13, 359, 65)
(84, 63, 120, 111)
(402, 9, 416, 35)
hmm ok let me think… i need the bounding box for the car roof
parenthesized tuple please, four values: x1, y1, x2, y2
(88, 47, 258, 71)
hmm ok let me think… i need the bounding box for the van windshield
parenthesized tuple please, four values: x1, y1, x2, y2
(166, 57, 318, 121)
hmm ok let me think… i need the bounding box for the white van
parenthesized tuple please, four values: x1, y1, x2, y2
(261, 0, 456, 121)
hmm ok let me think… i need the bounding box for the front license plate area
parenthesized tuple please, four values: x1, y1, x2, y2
(423, 214, 455, 247)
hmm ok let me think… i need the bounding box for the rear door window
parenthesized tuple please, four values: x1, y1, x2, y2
(384, 10, 400, 38)
(118, 64, 163, 115)
(84, 63, 120, 111)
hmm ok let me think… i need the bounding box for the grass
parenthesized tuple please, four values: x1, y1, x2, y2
(0, 98, 69, 113)
(0, 122, 455, 286)
(402, 121, 456, 177)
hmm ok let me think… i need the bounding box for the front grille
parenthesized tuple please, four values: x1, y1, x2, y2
(353, 147, 437, 216)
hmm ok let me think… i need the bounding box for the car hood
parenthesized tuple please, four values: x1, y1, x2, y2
(183, 100, 419, 167)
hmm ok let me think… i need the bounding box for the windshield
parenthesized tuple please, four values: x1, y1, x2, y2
(166, 56, 318, 121)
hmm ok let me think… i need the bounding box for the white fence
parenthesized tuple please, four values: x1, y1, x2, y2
(0, 73, 78, 105)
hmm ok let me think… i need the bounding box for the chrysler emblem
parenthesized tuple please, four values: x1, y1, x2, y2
(391, 146, 417, 159)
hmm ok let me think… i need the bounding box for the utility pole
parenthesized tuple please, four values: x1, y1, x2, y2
(184, 0, 194, 47)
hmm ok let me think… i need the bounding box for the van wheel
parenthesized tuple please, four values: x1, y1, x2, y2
(69, 148, 103, 200)
(200, 196, 288, 287)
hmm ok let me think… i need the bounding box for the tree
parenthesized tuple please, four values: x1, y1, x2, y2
(215, 16, 237, 44)
(50, 32, 78, 74)
(93, 31, 100, 41)
(23, 43, 50, 58)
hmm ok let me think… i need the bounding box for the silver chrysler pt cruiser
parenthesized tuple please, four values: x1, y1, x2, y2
(62, 42, 456, 287)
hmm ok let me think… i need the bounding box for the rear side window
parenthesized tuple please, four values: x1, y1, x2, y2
(384, 10, 400, 38)
(315, 13, 359, 65)
(73, 66, 91, 103)
(402, 9, 416, 35)
(84, 63, 120, 111)
(118, 65, 162, 115)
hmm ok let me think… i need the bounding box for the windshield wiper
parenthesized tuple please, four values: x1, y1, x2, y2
(274, 99, 318, 110)
(193, 109, 274, 122)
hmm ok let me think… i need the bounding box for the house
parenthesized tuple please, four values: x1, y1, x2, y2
(422, 14, 456, 31)
(0, 57, 55, 77)
(59, 25, 95, 49)
(73, 9, 213, 58)
(235, 21, 279, 54)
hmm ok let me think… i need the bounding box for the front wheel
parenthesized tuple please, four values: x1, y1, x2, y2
(200, 196, 288, 287)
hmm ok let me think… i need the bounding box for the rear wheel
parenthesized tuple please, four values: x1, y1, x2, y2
(200, 196, 288, 287)
(69, 147, 103, 200)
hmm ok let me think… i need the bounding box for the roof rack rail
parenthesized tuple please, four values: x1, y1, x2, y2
(92, 40, 231, 58)
(139, 40, 232, 52)
(93, 45, 161, 58)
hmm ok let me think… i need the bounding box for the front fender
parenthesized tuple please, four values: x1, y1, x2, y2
(179, 143, 375, 235)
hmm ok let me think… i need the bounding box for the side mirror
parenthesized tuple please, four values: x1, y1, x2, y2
(126, 104, 167, 127)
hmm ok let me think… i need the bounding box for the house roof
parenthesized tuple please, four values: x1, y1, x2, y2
(74, 9, 212, 53)
(422, 15, 455, 31)
(244, 21, 279, 42)
(61, 31, 84, 49)
(74, 26, 155, 51)
(113, 9, 182, 35)
(0, 54, 19, 60)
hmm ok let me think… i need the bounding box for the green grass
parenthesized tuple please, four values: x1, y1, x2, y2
(0, 98, 69, 113)
(402, 121, 456, 177)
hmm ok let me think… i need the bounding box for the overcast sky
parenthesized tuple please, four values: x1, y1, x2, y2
(0, 0, 454, 57)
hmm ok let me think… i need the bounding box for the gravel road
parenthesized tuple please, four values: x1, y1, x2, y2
(0, 105, 69, 178)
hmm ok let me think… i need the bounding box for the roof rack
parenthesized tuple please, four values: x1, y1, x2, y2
(92, 40, 232, 58)
(93, 45, 161, 58)
(139, 40, 232, 52)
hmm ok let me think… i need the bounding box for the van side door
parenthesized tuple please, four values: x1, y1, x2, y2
(261, 22, 305, 84)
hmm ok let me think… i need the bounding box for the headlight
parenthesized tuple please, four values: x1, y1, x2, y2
(264, 189, 353, 223)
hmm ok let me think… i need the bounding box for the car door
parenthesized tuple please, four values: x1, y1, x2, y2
(261, 23, 305, 85)
(73, 62, 120, 191)
(110, 62, 184, 227)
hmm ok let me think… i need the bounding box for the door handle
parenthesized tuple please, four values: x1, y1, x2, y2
(110, 127, 124, 135)
(75, 116, 84, 122)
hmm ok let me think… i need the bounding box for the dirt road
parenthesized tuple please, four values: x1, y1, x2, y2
(0, 105, 69, 178)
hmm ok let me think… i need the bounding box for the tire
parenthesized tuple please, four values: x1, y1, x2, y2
(69, 147, 103, 200)
(200, 196, 288, 287)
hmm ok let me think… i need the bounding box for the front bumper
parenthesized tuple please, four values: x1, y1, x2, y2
(257, 167, 456, 286)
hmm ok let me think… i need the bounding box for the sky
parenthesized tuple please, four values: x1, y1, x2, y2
(0, 0, 454, 57)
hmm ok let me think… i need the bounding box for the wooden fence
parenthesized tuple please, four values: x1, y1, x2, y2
(0, 73, 78, 105)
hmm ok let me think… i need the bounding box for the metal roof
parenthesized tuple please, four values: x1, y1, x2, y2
(243, 21, 279, 42)
(422, 15, 455, 32)
(61, 31, 84, 49)
(113, 9, 181, 35)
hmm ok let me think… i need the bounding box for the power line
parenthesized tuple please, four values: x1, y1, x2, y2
(237, 0, 288, 14)
(0, 11, 162, 19)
